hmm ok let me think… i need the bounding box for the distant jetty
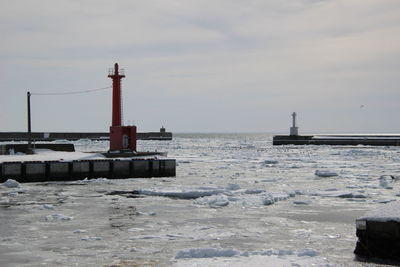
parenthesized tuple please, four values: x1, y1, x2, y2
(273, 134, 400, 146)
(0, 128, 172, 142)
(273, 113, 400, 146)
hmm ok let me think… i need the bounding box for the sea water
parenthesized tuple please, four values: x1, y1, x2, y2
(1, 133, 399, 266)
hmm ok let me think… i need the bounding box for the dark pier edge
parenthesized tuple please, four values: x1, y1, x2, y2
(0, 158, 176, 183)
(273, 135, 400, 146)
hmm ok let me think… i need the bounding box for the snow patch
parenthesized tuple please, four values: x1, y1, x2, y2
(359, 201, 400, 222)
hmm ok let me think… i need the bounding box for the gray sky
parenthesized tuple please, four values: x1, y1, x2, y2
(1, 0, 399, 133)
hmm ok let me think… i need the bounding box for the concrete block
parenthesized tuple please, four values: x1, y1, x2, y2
(1, 163, 22, 181)
(48, 162, 70, 180)
(112, 160, 131, 178)
(25, 162, 46, 181)
(150, 160, 161, 177)
(164, 159, 176, 177)
(92, 161, 110, 178)
(354, 201, 400, 262)
(72, 161, 90, 179)
(132, 160, 150, 177)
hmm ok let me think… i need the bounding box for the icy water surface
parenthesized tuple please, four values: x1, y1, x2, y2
(1, 133, 400, 266)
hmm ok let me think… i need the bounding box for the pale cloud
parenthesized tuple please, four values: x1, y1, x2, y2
(1, 0, 399, 133)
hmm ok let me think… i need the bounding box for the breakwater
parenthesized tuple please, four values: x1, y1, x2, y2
(0, 158, 176, 183)
(273, 135, 400, 146)
(0, 131, 172, 141)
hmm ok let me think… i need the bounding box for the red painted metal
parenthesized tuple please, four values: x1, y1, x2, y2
(109, 125, 137, 151)
(108, 63, 137, 151)
(108, 63, 125, 126)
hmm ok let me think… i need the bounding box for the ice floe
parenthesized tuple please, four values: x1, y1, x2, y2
(45, 214, 73, 222)
(194, 191, 291, 208)
(73, 229, 87, 233)
(137, 185, 294, 208)
(42, 204, 55, 210)
(81, 236, 102, 241)
(1, 179, 20, 188)
(315, 170, 338, 177)
(293, 200, 312, 205)
(313, 190, 368, 199)
(379, 175, 394, 189)
(194, 194, 230, 208)
(261, 159, 279, 165)
(175, 248, 238, 259)
(139, 187, 225, 199)
(174, 247, 319, 259)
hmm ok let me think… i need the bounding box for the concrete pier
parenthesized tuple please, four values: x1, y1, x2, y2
(0, 158, 176, 183)
(354, 201, 400, 263)
(274, 113, 400, 146)
(273, 135, 400, 146)
(0, 131, 172, 141)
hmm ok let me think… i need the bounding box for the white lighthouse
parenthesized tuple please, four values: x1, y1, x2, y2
(290, 112, 299, 136)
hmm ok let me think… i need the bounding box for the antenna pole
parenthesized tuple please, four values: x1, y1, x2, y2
(27, 91, 33, 154)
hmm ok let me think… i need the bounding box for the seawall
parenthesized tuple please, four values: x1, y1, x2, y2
(0, 131, 172, 141)
(273, 135, 400, 146)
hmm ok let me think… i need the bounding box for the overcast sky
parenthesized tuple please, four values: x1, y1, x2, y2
(1, 0, 399, 133)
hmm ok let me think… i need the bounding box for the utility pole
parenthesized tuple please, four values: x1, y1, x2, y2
(27, 91, 33, 154)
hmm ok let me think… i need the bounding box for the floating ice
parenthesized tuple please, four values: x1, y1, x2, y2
(373, 199, 396, 204)
(43, 204, 55, 210)
(297, 248, 318, 257)
(336, 192, 367, 198)
(73, 229, 87, 233)
(225, 183, 240, 190)
(137, 211, 157, 216)
(262, 159, 279, 165)
(45, 214, 73, 222)
(194, 194, 230, 208)
(174, 247, 319, 259)
(244, 189, 265, 194)
(315, 191, 368, 199)
(175, 248, 239, 259)
(139, 187, 225, 199)
(81, 236, 102, 241)
(2, 179, 20, 188)
(192, 188, 291, 208)
(293, 200, 311, 205)
(379, 176, 393, 189)
(315, 170, 338, 177)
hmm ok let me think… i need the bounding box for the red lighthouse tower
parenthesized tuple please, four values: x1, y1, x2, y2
(108, 63, 137, 152)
